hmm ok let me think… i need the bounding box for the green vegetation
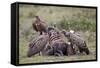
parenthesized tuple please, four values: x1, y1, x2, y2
(57, 19, 96, 32)
(19, 4, 96, 64)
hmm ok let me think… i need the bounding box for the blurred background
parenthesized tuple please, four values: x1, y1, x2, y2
(19, 4, 96, 64)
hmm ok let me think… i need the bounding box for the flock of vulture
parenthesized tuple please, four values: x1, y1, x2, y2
(27, 16, 90, 57)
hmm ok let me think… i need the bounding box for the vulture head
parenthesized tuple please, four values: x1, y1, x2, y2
(61, 29, 70, 38)
(34, 16, 41, 21)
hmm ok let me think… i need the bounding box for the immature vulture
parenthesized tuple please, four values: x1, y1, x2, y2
(27, 34, 49, 57)
(32, 16, 48, 35)
(61, 30, 90, 55)
(47, 27, 75, 56)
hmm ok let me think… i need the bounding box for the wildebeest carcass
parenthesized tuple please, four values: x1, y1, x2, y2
(32, 16, 48, 35)
(61, 30, 90, 55)
(27, 34, 49, 57)
(47, 27, 75, 56)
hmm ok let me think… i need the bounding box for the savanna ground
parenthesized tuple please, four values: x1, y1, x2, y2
(19, 4, 96, 64)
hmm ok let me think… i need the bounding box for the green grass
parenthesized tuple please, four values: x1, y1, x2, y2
(19, 5, 96, 64)
(19, 55, 96, 64)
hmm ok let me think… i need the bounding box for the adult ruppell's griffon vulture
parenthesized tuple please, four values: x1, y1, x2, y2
(32, 16, 48, 35)
(27, 34, 49, 57)
(61, 30, 90, 55)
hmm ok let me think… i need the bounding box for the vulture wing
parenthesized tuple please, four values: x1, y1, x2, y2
(27, 34, 49, 57)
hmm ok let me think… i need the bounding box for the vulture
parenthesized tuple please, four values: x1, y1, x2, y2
(61, 30, 90, 55)
(47, 27, 75, 56)
(32, 16, 48, 35)
(27, 34, 49, 57)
